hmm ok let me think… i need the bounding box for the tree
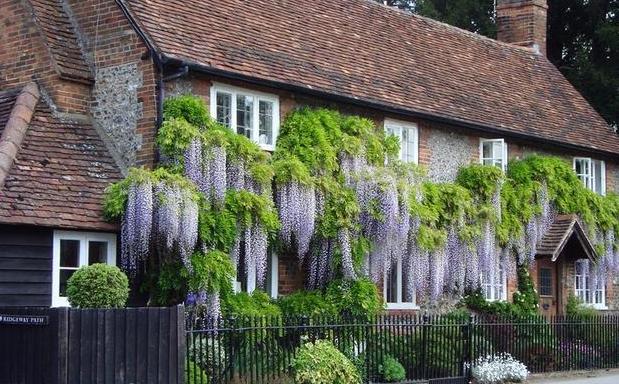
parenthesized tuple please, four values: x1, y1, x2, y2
(375, 0, 619, 129)
(378, 1, 496, 37)
(547, 0, 618, 129)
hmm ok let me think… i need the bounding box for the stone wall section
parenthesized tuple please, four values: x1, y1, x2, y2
(66, 0, 158, 169)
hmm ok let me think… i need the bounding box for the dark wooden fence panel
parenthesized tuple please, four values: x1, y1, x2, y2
(0, 306, 185, 384)
(60, 306, 185, 384)
(0, 307, 59, 384)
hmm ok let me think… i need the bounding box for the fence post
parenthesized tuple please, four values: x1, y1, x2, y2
(463, 314, 474, 380)
(421, 314, 429, 379)
(227, 316, 237, 383)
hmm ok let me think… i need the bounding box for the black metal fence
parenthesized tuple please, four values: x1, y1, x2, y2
(185, 313, 619, 384)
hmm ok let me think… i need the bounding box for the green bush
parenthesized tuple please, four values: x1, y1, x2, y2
(66, 264, 129, 308)
(379, 356, 406, 382)
(163, 94, 210, 128)
(325, 278, 383, 320)
(291, 340, 361, 384)
(221, 290, 281, 318)
(277, 291, 337, 318)
(566, 294, 598, 318)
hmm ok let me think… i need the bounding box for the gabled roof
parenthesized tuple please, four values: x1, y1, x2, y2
(0, 84, 121, 231)
(536, 214, 597, 261)
(122, 0, 619, 157)
(27, 0, 93, 83)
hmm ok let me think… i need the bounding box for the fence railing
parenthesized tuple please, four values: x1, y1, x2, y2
(185, 312, 619, 384)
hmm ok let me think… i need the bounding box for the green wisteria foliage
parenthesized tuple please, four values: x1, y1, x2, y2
(103, 95, 619, 315)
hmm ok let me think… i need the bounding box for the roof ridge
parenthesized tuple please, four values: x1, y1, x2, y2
(0, 83, 41, 188)
(358, 0, 541, 56)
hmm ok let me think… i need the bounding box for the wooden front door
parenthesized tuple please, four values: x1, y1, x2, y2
(537, 258, 559, 316)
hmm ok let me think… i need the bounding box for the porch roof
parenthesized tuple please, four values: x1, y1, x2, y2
(536, 214, 597, 262)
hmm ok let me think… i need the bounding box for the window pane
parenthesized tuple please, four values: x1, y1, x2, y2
(258, 100, 273, 146)
(88, 241, 108, 265)
(59, 269, 76, 297)
(492, 141, 503, 160)
(386, 263, 398, 303)
(593, 160, 604, 195)
(216, 92, 232, 127)
(60, 240, 80, 268)
(575, 159, 583, 175)
(236, 95, 253, 138)
(482, 142, 493, 159)
(405, 129, 416, 163)
(539, 267, 552, 296)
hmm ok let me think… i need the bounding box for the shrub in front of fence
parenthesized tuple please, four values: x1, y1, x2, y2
(66, 263, 129, 308)
(291, 339, 362, 384)
(187, 335, 228, 378)
(470, 353, 529, 384)
(378, 356, 406, 382)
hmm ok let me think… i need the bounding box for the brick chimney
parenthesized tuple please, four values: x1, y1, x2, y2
(496, 0, 548, 55)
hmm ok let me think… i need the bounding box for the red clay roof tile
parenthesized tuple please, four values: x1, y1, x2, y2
(0, 95, 121, 231)
(27, 0, 93, 83)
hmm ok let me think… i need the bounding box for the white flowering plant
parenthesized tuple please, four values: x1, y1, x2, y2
(470, 353, 529, 384)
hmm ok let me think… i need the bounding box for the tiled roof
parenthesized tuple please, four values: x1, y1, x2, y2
(123, 0, 619, 156)
(0, 87, 121, 231)
(28, 0, 93, 83)
(0, 89, 20, 136)
(537, 214, 597, 261)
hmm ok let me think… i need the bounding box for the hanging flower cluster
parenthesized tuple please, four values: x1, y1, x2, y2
(109, 169, 200, 276)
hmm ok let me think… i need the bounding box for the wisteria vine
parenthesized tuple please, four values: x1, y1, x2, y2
(104, 98, 619, 313)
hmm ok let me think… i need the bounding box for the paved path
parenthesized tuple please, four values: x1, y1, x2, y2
(531, 373, 619, 384)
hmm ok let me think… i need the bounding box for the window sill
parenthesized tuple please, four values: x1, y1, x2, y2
(385, 303, 419, 310)
(583, 304, 608, 310)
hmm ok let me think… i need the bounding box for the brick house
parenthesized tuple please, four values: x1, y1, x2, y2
(0, 0, 617, 313)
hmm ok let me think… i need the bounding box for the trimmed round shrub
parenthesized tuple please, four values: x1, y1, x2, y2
(379, 356, 406, 382)
(291, 340, 361, 384)
(66, 264, 129, 308)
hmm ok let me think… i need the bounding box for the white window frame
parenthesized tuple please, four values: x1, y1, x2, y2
(210, 83, 280, 151)
(384, 119, 419, 164)
(479, 138, 508, 172)
(233, 251, 278, 298)
(574, 260, 606, 310)
(52, 231, 117, 307)
(384, 259, 418, 310)
(481, 267, 507, 302)
(573, 157, 606, 195)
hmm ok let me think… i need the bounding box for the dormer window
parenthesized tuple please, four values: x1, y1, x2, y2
(210, 84, 280, 151)
(480, 139, 507, 171)
(573, 157, 605, 195)
(384, 119, 418, 164)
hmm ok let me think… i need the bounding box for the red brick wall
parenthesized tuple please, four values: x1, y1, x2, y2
(0, 0, 90, 114)
(277, 251, 305, 296)
(66, 0, 158, 167)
